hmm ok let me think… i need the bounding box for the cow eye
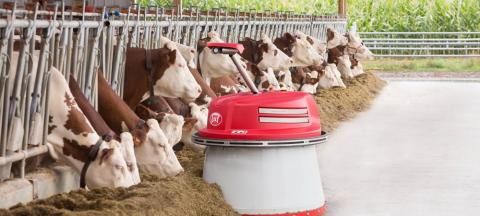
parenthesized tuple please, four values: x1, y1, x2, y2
(274, 50, 278, 56)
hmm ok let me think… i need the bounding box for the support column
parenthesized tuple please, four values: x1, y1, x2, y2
(338, 0, 346, 17)
(173, 0, 182, 12)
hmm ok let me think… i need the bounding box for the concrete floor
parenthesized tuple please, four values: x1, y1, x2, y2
(316, 81, 480, 216)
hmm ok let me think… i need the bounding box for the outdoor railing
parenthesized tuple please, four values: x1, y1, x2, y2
(359, 32, 480, 58)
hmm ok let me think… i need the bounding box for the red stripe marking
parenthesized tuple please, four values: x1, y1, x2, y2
(242, 205, 326, 216)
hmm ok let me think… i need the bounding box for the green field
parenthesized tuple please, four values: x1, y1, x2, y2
(138, 0, 480, 33)
(364, 58, 480, 73)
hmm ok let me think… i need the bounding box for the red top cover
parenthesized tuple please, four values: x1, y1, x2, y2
(198, 91, 322, 140)
(207, 42, 245, 54)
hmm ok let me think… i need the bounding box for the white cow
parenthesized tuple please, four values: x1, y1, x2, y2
(318, 64, 346, 89)
(254, 34, 293, 71)
(181, 102, 209, 152)
(47, 68, 135, 188)
(160, 36, 197, 69)
(198, 31, 247, 85)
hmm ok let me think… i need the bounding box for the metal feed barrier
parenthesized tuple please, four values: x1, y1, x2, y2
(0, 2, 347, 182)
(359, 32, 480, 58)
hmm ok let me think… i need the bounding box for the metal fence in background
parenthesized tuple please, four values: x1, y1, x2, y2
(359, 32, 480, 58)
(0, 3, 347, 181)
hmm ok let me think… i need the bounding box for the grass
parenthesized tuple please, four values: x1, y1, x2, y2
(363, 58, 480, 73)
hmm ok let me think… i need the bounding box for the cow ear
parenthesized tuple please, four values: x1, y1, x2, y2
(130, 129, 146, 147)
(167, 50, 176, 65)
(284, 33, 295, 43)
(155, 112, 167, 122)
(259, 43, 269, 53)
(183, 118, 198, 132)
(306, 36, 314, 45)
(99, 148, 114, 165)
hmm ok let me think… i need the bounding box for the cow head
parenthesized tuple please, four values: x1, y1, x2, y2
(301, 70, 321, 94)
(116, 132, 141, 185)
(274, 32, 323, 67)
(158, 113, 184, 146)
(198, 31, 247, 81)
(85, 140, 136, 188)
(180, 103, 208, 152)
(47, 68, 135, 189)
(257, 68, 281, 91)
(336, 54, 354, 79)
(133, 119, 183, 178)
(276, 70, 295, 91)
(161, 36, 197, 69)
(241, 35, 292, 71)
(345, 32, 374, 60)
(318, 64, 346, 89)
(326, 28, 348, 49)
(153, 42, 201, 102)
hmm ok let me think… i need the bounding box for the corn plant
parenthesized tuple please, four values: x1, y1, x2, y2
(138, 0, 480, 32)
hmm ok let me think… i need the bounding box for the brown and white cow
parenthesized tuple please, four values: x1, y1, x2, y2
(345, 32, 374, 76)
(69, 76, 141, 185)
(239, 34, 292, 72)
(160, 36, 197, 69)
(135, 97, 186, 148)
(47, 68, 135, 188)
(345, 32, 374, 61)
(318, 64, 346, 89)
(326, 29, 355, 78)
(97, 73, 183, 178)
(274, 32, 323, 67)
(197, 31, 248, 86)
(123, 44, 201, 109)
(326, 28, 348, 49)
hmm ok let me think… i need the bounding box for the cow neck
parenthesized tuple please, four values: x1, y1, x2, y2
(123, 47, 170, 109)
(164, 97, 192, 118)
(140, 95, 173, 113)
(69, 76, 116, 141)
(98, 72, 148, 135)
(190, 68, 216, 100)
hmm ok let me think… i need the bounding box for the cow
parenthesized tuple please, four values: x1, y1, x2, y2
(276, 70, 296, 91)
(160, 36, 197, 69)
(239, 34, 292, 72)
(318, 64, 346, 89)
(274, 32, 323, 67)
(326, 29, 355, 79)
(292, 30, 347, 90)
(47, 68, 135, 189)
(234, 67, 281, 92)
(197, 31, 247, 85)
(122, 43, 201, 110)
(344, 32, 374, 77)
(69, 76, 141, 185)
(345, 32, 374, 61)
(97, 72, 184, 178)
(326, 28, 348, 49)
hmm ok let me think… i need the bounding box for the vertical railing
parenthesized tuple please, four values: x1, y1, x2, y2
(0, 3, 347, 182)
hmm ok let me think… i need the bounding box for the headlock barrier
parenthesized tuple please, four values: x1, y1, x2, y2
(0, 1, 346, 196)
